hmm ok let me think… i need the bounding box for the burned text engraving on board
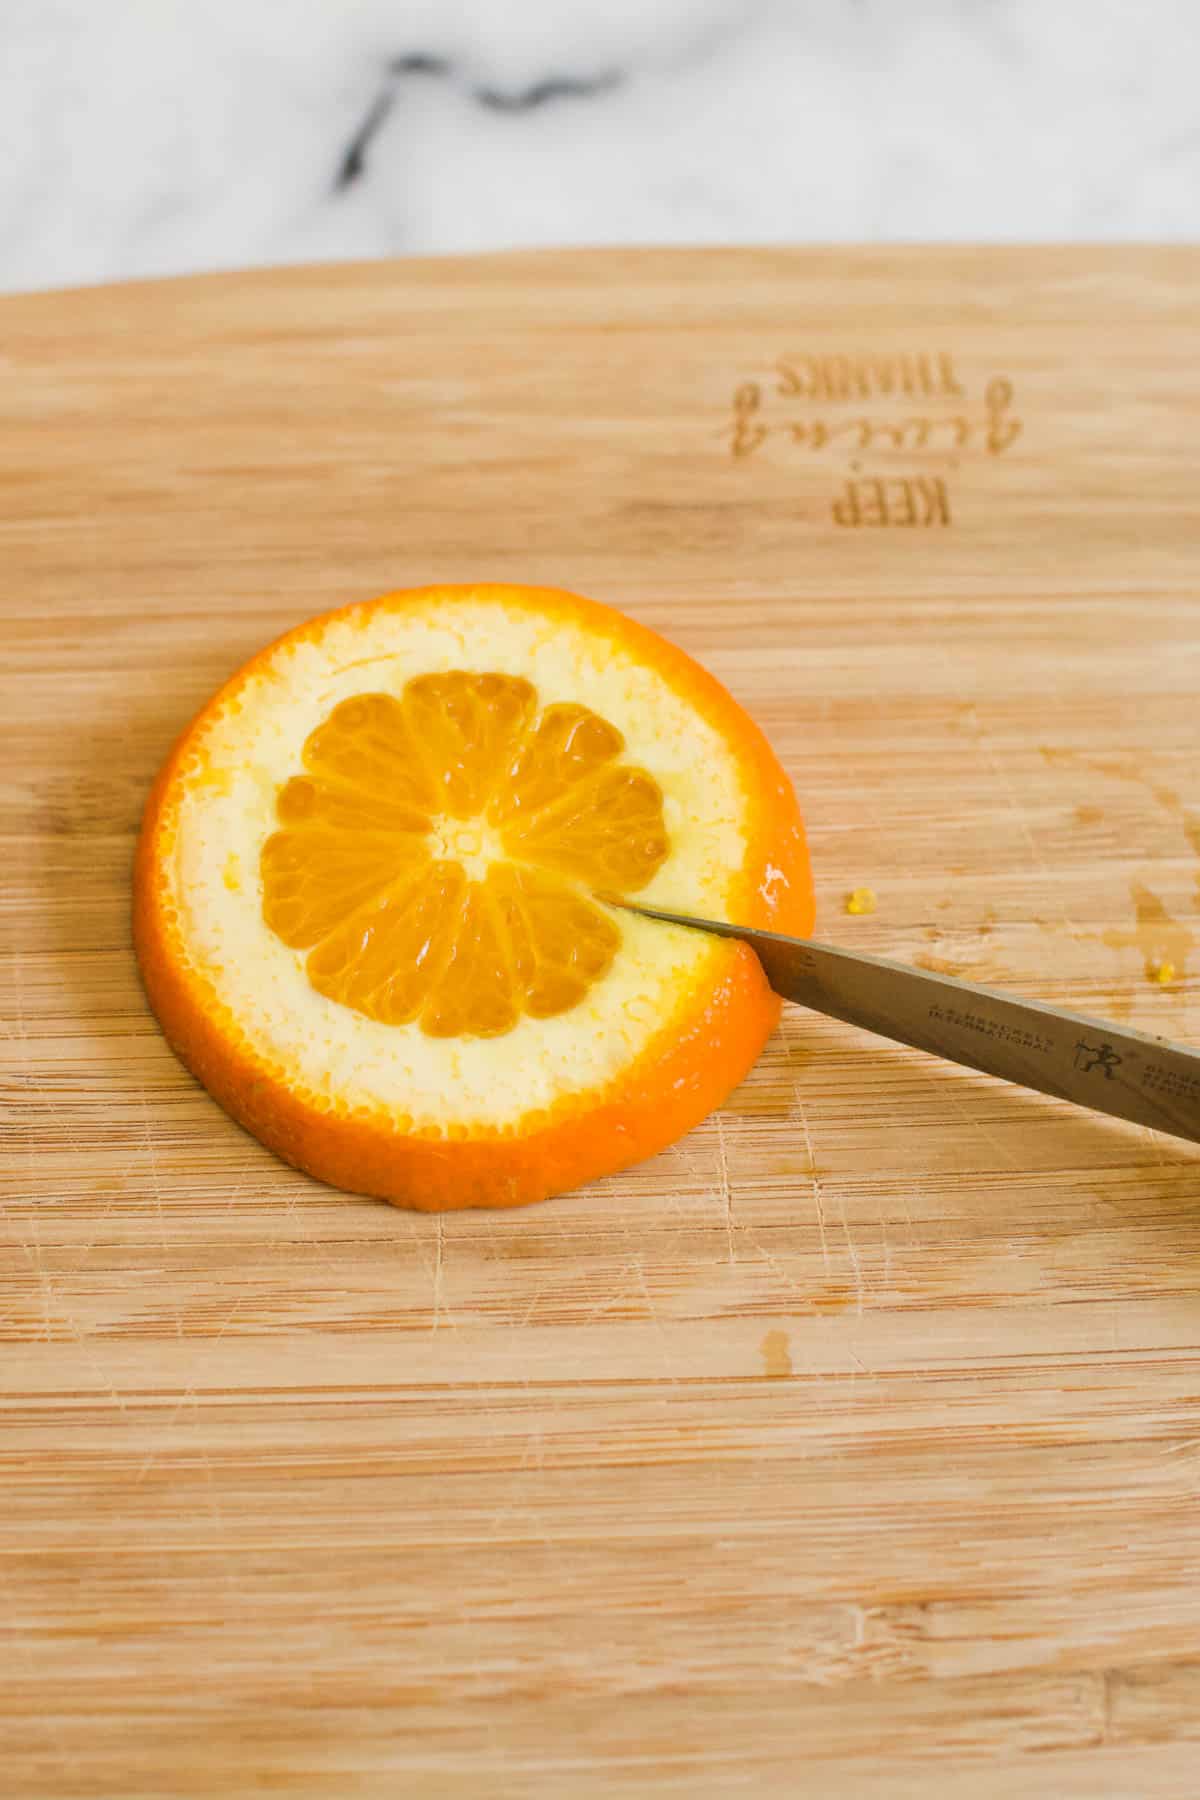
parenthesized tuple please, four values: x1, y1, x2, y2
(722, 353, 1021, 527)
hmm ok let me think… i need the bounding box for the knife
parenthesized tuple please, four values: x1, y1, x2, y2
(608, 899, 1200, 1148)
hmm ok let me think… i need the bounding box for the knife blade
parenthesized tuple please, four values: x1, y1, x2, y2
(608, 899, 1200, 1148)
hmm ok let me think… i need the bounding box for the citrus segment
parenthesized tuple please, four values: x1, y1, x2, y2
(487, 863, 621, 1020)
(305, 861, 466, 1028)
(401, 671, 536, 818)
(488, 703, 623, 826)
(260, 828, 429, 950)
(276, 772, 428, 837)
(499, 764, 669, 893)
(303, 693, 436, 813)
(134, 583, 814, 1211)
(420, 880, 520, 1041)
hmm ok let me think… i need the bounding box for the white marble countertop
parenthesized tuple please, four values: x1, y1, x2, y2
(3, 0, 1198, 295)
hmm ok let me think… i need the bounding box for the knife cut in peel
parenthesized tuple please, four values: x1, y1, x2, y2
(134, 583, 813, 1210)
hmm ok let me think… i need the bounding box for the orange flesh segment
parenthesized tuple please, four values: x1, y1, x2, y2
(259, 673, 667, 1038)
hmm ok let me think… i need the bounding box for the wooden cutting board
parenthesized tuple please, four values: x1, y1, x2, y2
(3, 247, 1200, 1799)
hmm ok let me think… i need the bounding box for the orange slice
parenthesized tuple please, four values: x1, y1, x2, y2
(134, 584, 813, 1210)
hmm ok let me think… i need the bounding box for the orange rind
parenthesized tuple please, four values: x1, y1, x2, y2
(134, 584, 813, 1209)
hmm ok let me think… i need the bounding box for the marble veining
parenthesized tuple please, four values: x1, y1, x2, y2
(2, 0, 1197, 294)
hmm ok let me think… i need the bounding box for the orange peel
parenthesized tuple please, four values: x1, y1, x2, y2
(134, 584, 813, 1209)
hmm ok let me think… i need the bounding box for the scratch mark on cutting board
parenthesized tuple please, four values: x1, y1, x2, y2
(6, 956, 61, 1341)
(139, 1082, 182, 1341)
(6, 1042, 106, 1367)
(513, 1279, 547, 1331)
(18, 1248, 134, 1424)
(404, 1213, 458, 1333)
(579, 1259, 636, 1326)
(794, 1094, 831, 1272)
(956, 680, 1073, 920)
(739, 1224, 812, 1310)
(834, 1189, 866, 1316)
(1158, 1436, 1200, 1461)
(2, 950, 28, 1044)
(714, 1111, 736, 1266)
(630, 1251, 680, 1387)
(937, 1074, 1025, 1173)
(197, 1439, 239, 1592)
(1138, 1122, 1168, 1170)
(878, 1206, 893, 1283)
(431, 1217, 446, 1332)
(1, 1207, 55, 1341)
(135, 1194, 316, 1485)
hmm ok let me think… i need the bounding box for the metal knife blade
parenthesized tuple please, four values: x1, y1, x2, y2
(609, 900, 1200, 1148)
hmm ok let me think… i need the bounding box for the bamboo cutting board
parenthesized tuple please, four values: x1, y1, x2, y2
(3, 247, 1200, 1799)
